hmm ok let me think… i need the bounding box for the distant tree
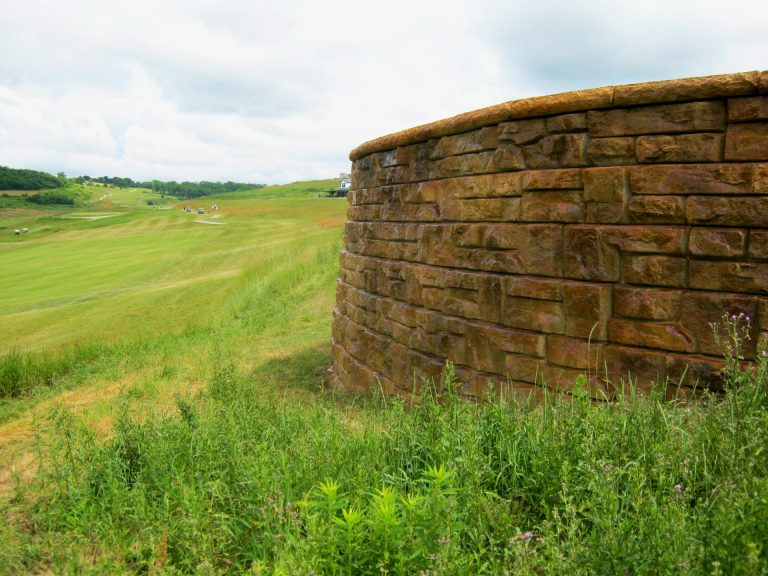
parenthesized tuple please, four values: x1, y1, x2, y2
(0, 166, 64, 190)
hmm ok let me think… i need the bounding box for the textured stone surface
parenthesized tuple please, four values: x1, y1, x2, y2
(725, 123, 768, 161)
(588, 102, 725, 136)
(333, 72, 768, 400)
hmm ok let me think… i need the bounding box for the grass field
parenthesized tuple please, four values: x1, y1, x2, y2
(1, 182, 767, 574)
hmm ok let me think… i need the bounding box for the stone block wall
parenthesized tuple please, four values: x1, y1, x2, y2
(330, 71, 768, 399)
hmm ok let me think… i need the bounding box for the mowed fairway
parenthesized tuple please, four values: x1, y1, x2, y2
(0, 180, 345, 493)
(0, 181, 344, 351)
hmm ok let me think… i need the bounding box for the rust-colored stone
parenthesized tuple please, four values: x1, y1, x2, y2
(547, 335, 603, 370)
(587, 137, 636, 166)
(583, 167, 626, 202)
(429, 127, 499, 159)
(602, 345, 667, 390)
(623, 255, 687, 288)
(523, 134, 588, 168)
(521, 191, 584, 222)
(636, 134, 723, 163)
(506, 276, 563, 300)
(614, 286, 682, 320)
(749, 231, 768, 259)
(563, 226, 620, 281)
(563, 281, 612, 340)
(612, 72, 758, 107)
(629, 163, 758, 195)
(492, 145, 526, 171)
(608, 318, 695, 353)
(627, 196, 685, 224)
(689, 228, 746, 257)
(687, 196, 768, 227)
(523, 168, 582, 190)
(502, 296, 565, 333)
(681, 292, 758, 357)
(588, 101, 725, 137)
(665, 354, 725, 390)
(547, 113, 587, 133)
(604, 225, 686, 254)
(498, 118, 546, 145)
(728, 97, 768, 121)
(724, 123, 768, 161)
(689, 260, 768, 294)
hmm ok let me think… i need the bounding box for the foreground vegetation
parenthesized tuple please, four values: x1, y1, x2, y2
(1, 181, 766, 574)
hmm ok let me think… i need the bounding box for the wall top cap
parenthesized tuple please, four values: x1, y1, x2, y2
(349, 70, 767, 161)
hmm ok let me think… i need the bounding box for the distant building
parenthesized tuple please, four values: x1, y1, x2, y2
(331, 173, 352, 197)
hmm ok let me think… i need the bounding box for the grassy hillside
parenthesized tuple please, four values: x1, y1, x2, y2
(0, 180, 766, 574)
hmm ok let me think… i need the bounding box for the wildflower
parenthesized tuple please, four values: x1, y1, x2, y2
(521, 532, 533, 540)
(674, 484, 683, 493)
(682, 460, 689, 468)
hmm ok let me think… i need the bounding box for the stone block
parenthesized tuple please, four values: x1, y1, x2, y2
(636, 134, 723, 163)
(564, 226, 620, 281)
(587, 137, 636, 166)
(728, 96, 768, 121)
(502, 296, 565, 333)
(523, 134, 588, 168)
(681, 292, 757, 357)
(629, 163, 758, 195)
(563, 281, 612, 340)
(604, 225, 686, 254)
(623, 255, 686, 288)
(725, 123, 768, 161)
(749, 231, 768, 259)
(761, 71, 768, 94)
(687, 196, 768, 227)
(506, 276, 563, 301)
(588, 101, 725, 136)
(689, 228, 746, 257)
(583, 167, 627, 202)
(586, 202, 625, 224)
(523, 168, 583, 190)
(439, 197, 521, 222)
(547, 113, 587, 133)
(467, 325, 545, 374)
(498, 118, 546, 145)
(689, 260, 768, 294)
(627, 196, 685, 224)
(665, 353, 725, 391)
(429, 127, 499, 159)
(504, 355, 545, 383)
(547, 335, 603, 370)
(612, 72, 759, 106)
(583, 167, 628, 223)
(613, 286, 682, 320)
(608, 318, 695, 352)
(521, 191, 584, 222)
(431, 151, 496, 179)
(602, 345, 667, 390)
(492, 145, 526, 171)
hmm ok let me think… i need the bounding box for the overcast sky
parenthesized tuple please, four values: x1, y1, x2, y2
(1, 0, 766, 184)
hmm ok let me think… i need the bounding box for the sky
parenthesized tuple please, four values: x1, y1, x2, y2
(0, 0, 766, 184)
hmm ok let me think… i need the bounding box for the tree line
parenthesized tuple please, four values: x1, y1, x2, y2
(74, 176, 266, 199)
(0, 166, 65, 190)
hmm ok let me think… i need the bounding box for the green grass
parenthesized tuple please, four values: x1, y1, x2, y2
(1, 180, 767, 574)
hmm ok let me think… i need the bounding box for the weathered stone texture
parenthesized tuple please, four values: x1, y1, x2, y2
(332, 72, 768, 400)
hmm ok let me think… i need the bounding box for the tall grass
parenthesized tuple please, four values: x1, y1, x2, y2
(0, 344, 105, 399)
(4, 318, 766, 574)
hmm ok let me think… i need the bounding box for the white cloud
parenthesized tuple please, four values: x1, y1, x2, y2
(0, 0, 766, 183)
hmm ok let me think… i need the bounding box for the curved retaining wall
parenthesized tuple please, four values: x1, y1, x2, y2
(330, 71, 768, 399)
